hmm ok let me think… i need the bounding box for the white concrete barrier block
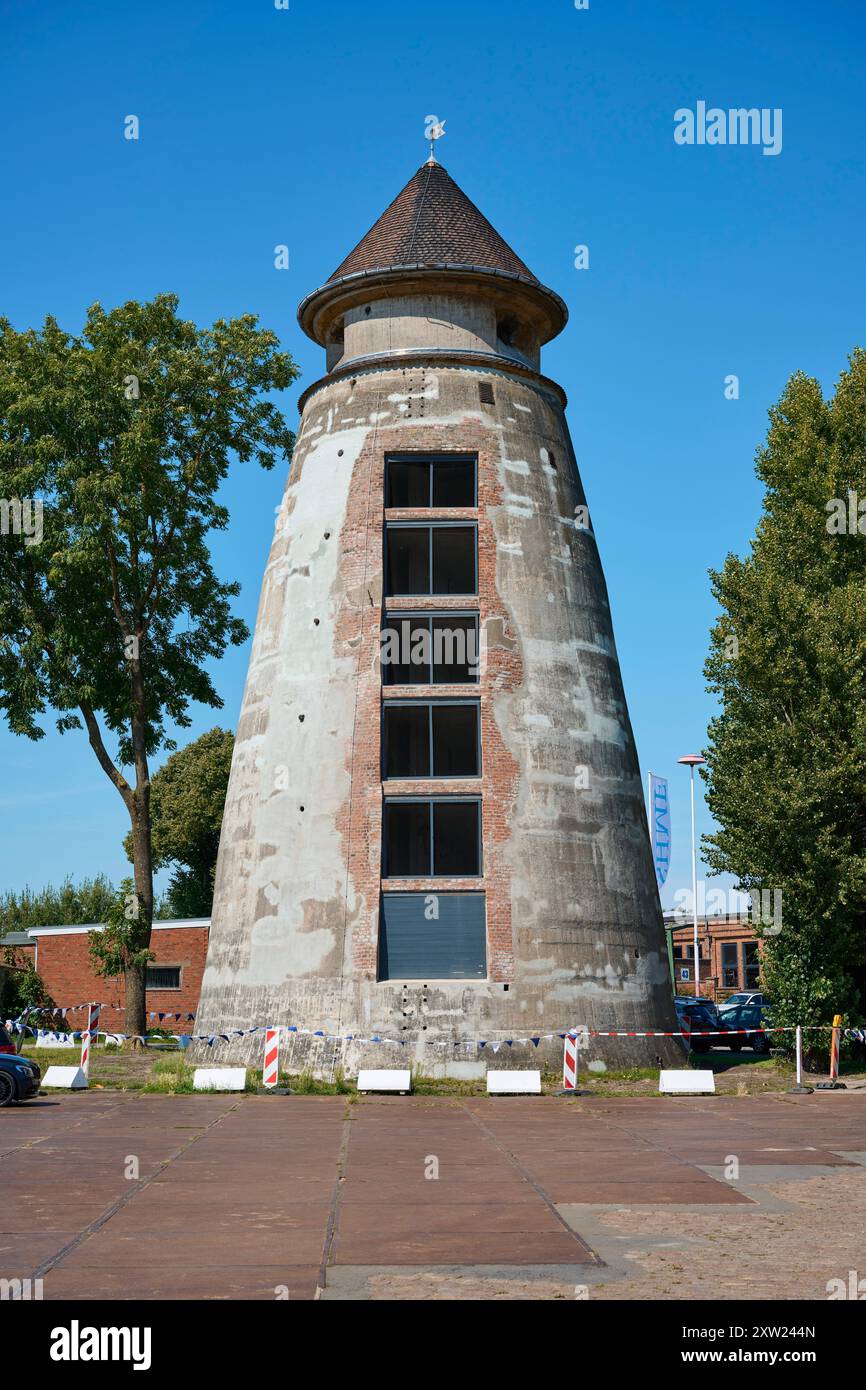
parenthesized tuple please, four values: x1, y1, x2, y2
(41, 1066, 88, 1089)
(193, 1067, 247, 1092)
(487, 1069, 542, 1094)
(357, 1069, 411, 1093)
(659, 1069, 716, 1095)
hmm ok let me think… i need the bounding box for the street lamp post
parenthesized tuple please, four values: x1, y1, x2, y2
(678, 754, 706, 999)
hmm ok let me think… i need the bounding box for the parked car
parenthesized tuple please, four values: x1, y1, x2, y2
(718, 1003, 772, 1053)
(722, 991, 765, 1009)
(674, 998, 734, 1053)
(0, 1023, 17, 1055)
(0, 1053, 41, 1106)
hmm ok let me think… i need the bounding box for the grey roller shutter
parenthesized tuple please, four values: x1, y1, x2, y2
(379, 892, 487, 980)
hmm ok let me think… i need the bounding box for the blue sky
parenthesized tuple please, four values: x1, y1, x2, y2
(1, 0, 864, 910)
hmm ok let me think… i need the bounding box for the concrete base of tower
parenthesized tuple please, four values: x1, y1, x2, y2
(189, 977, 687, 1079)
(187, 1034, 686, 1080)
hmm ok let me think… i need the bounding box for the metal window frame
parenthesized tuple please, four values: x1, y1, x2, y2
(385, 452, 478, 509)
(742, 940, 761, 988)
(381, 611, 481, 685)
(382, 699, 481, 780)
(383, 796, 483, 879)
(145, 964, 182, 992)
(384, 521, 478, 597)
(720, 940, 739, 988)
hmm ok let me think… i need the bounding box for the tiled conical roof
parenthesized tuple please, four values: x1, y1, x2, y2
(328, 161, 539, 285)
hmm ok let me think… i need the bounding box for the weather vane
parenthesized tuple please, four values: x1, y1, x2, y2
(424, 115, 446, 163)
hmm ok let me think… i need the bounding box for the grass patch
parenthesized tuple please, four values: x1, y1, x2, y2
(582, 1066, 659, 1083)
(142, 1054, 195, 1094)
(411, 1073, 487, 1095)
(274, 1069, 354, 1095)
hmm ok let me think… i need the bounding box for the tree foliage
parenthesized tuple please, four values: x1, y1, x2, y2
(0, 875, 117, 934)
(1, 948, 56, 1022)
(88, 878, 155, 981)
(123, 727, 234, 917)
(704, 349, 866, 1044)
(0, 295, 296, 1031)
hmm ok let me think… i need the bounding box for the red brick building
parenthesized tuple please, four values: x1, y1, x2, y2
(2, 919, 209, 1033)
(666, 913, 763, 1000)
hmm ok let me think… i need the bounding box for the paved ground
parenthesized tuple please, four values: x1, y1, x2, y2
(3, 1090, 865, 1300)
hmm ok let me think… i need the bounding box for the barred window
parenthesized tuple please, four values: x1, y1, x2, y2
(146, 966, 182, 990)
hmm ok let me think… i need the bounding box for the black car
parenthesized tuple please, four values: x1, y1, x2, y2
(718, 1003, 772, 1054)
(0, 1053, 41, 1105)
(674, 998, 734, 1053)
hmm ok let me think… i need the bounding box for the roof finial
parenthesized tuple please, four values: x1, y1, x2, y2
(424, 114, 446, 164)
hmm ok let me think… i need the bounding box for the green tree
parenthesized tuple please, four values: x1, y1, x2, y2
(0, 875, 117, 934)
(123, 727, 234, 918)
(0, 295, 296, 1034)
(703, 349, 866, 1054)
(88, 878, 156, 1004)
(1, 948, 57, 1028)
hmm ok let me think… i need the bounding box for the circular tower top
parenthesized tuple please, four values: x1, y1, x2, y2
(298, 161, 568, 356)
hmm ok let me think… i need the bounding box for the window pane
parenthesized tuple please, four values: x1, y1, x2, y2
(432, 705, 479, 777)
(433, 459, 476, 507)
(721, 941, 738, 988)
(432, 617, 478, 684)
(382, 617, 429, 685)
(433, 801, 480, 875)
(386, 527, 429, 595)
(432, 527, 475, 594)
(387, 459, 430, 508)
(146, 966, 181, 990)
(383, 706, 430, 778)
(743, 941, 760, 986)
(384, 802, 431, 876)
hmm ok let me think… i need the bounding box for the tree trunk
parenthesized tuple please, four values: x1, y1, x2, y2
(124, 790, 154, 1038)
(125, 957, 147, 1039)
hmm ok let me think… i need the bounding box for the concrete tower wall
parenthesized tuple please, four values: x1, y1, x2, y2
(195, 346, 680, 1075)
(195, 158, 681, 1076)
(336, 287, 541, 373)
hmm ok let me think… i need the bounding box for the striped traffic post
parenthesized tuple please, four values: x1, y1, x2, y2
(263, 1027, 280, 1089)
(829, 1014, 842, 1082)
(557, 1027, 588, 1095)
(817, 1013, 846, 1090)
(80, 1003, 101, 1078)
(563, 1032, 579, 1091)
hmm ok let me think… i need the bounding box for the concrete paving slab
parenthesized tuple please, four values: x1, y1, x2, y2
(4, 1091, 865, 1300)
(40, 1264, 321, 1301)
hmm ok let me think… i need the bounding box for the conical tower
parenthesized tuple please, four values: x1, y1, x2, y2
(195, 157, 680, 1074)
